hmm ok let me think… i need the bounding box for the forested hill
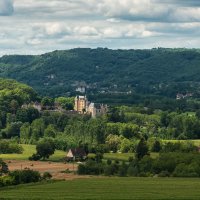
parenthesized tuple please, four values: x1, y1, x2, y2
(0, 48, 200, 99)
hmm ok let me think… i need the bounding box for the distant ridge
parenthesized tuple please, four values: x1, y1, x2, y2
(0, 48, 200, 99)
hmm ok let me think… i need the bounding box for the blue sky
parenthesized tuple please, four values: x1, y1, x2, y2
(0, 0, 200, 55)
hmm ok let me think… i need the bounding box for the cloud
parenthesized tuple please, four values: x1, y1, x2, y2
(0, 0, 200, 56)
(74, 26, 99, 36)
(160, 0, 200, 7)
(0, 0, 14, 16)
(32, 23, 72, 37)
(97, 0, 173, 22)
(97, 0, 200, 22)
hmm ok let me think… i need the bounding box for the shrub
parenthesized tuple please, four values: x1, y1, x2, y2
(29, 153, 41, 161)
(9, 169, 41, 185)
(158, 171, 170, 177)
(104, 163, 119, 176)
(107, 159, 112, 165)
(173, 163, 199, 177)
(118, 163, 127, 177)
(43, 172, 52, 180)
(104, 165, 114, 176)
(0, 176, 14, 187)
(127, 166, 138, 177)
(79, 159, 104, 175)
(0, 159, 9, 176)
(0, 140, 23, 154)
(151, 140, 161, 152)
(77, 164, 86, 175)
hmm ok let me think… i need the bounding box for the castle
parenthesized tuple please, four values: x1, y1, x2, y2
(74, 95, 108, 118)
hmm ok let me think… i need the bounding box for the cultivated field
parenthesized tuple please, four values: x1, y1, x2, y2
(5, 160, 80, 180)
(1, 178, 200, 199)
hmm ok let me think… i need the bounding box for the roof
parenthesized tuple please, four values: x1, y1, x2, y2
(68, 148, 87, 157)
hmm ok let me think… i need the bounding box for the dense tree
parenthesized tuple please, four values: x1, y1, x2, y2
(106, 134, 121, 153)
(5, 122, 22, 138)
(31, 119, 45, 141)
(55, 97, 74, 110)
(41, 97, 54, 107)
(151, 140, 161, 152)
(136, 138, 149, 160)
(20, 122, 31, 143)
(0, 159, 9, 176)
(44, 124, 57, 138)
(36, 139, 55, 160)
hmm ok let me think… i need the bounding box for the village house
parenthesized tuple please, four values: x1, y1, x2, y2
(75, 86, 86, 94)
(22, 102, 42, 112)
(66, 148, 87, 161)
(176, 93, 193, 100)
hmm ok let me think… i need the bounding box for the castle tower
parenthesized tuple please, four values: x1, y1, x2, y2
(74, 95, 88, 113)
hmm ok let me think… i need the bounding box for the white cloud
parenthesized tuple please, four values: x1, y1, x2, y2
(74, 26, 99, 36)
(97, 0, 173, 21)
(0, 0, 200, 56)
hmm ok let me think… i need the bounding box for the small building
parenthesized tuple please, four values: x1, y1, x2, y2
(22, 102, 42, 112)
(66, 148, 87, 161)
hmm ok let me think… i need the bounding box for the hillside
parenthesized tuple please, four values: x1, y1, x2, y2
(0, 48, 200, 102)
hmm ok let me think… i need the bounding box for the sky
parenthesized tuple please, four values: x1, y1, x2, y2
(0, 0, 200, 56)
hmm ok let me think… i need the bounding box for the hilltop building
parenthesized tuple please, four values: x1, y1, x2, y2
(74, 95, 88, 113)
(74, 95, 108, 118)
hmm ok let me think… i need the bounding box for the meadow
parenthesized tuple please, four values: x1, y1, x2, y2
(1, 177, 200, 199)
(1, 140, 200, 162)
(0, 144, 66, 162)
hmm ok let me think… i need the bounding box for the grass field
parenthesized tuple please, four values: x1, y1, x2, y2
(0, 144, 66, 161)
(88, 152, 159, 162)
(1, 178, 200, 199)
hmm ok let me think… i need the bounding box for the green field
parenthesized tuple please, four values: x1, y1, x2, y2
(0, 144, 66, 161)
(162, 140, 200, 147)
(1, 178, 200, 199)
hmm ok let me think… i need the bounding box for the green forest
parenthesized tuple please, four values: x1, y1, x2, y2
(1, 78, 200, 146)
(0, 48, 200, 104)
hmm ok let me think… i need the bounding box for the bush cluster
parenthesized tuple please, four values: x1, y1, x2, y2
(0, 140, 23, 154)
(78, 152, 200, 178)
(0, 169, 41, 187)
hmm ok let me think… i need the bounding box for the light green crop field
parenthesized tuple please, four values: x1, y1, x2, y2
(104, 152, 159, 161)
(103, 152, 134, 161)
(163, 140, 200, 146)
(1, 178, 200, 200)
(0, 144, 66, 161)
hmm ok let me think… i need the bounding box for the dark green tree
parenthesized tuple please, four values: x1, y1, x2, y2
(136, 138, 149, 160)
(151, 140, 161, 152)
(0, 159, 9, 176)
(36, 139, 55, 160)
